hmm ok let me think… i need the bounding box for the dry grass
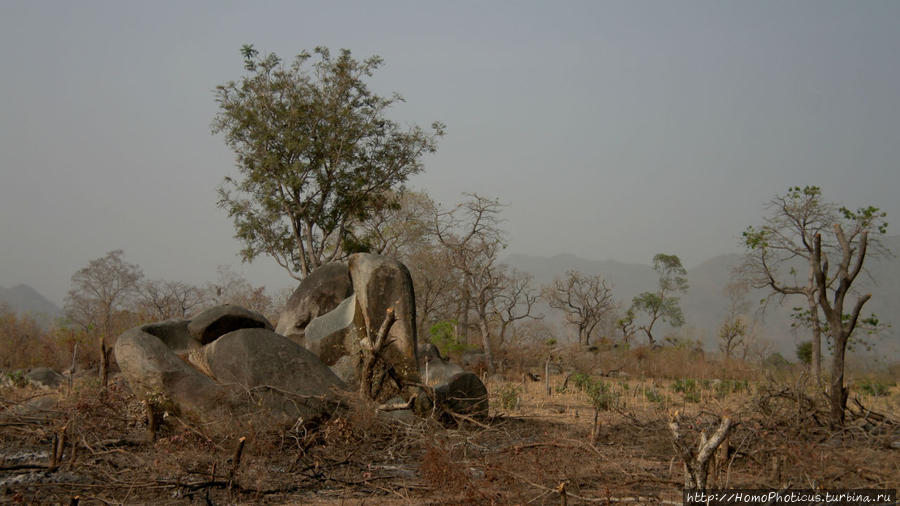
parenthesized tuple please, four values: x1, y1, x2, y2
(1, 367, 898, 504)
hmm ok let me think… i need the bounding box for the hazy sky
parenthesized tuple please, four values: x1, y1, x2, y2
(2, 1, 899, 305)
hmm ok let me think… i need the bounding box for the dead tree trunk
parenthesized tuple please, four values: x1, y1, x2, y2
(669, 412, 734, 490)
(360, 308, 398, 400)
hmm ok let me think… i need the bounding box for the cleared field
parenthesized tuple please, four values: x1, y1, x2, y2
(1, 370, 897, 504)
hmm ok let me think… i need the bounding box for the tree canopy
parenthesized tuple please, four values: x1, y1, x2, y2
(213, 45, 444, 279)
(631, 253, 688, 346)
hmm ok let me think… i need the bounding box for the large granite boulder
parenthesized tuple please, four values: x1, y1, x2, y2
(329, 354, 359, 386)
(114, 324, 232, 421)
(348, 253, 419, 385)
(115, 311, 345, 427)
(141, 319, 198, 354)
(275, 263, 353, 343)
(303, 294, 362, 365)
(202, 328, 346, 423)
(188, 305, 273, 345)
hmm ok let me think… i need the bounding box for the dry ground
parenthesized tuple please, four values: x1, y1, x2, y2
(1, 372, 898, 505)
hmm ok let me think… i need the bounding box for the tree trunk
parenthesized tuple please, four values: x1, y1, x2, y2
(806, 287, 822, 386)
(829, 333, 849, 426)
(644, 329, 656, 347)
(99, 337, 110, 388)
(460, 293, 470, 346)
(478, 318, 494, 373)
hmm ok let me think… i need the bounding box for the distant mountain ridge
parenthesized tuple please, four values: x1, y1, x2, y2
(0, 284, 63, 323)
(504, 235, 900, 357)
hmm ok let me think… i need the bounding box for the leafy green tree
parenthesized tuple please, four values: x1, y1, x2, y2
(213, 45, 444, 280)
(615, 306, 637, 346)
(632, 254, 688, 346)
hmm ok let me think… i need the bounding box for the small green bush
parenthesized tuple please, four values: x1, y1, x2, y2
(429, 320, 474, 356)
(644, 388, 663, 403)
(795, 341, 812, 365)
(569, 373, 619, 411)
(714, 379, 749, 398)
(672, 378, 701, 403)
(496, 384, 521, 411)
(585, 380, 618, 411)
(857, 379, 892, 397)
(5, 370, 27, 388)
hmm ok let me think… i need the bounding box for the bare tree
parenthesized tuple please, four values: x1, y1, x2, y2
(542, 270, 615, 347)
(492, 269, 541, 347)
(718, 281, 750, 360)
(65, 250, 143, 387)
(406, 243, 459, 338)
(432, 194, 506, 371)
(812, 205, 888, 425)
(348, 190, 436, 259)
(136, 279, 206, 320)
(742, 186, 889, 389)
(741, 186, 837, 384)
(205, 265, 275, 319)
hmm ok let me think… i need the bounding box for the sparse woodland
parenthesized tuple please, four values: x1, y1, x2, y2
(1, 47, 898, 504)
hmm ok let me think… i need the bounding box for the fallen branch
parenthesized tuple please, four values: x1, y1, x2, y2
(376, 398, 414, 412)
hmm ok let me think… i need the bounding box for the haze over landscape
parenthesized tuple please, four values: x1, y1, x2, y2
(2, 1, 898, 353)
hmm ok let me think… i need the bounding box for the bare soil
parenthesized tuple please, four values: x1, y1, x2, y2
(1, 374, 898, 505)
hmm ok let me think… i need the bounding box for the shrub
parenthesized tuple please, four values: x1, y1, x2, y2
(672, 378, 701, 403)
(796, 341, 812, 365)
(857, 379, 892, 397)
(429, 320, 474, 357)
(714, 379, 749, 398)
(569, 373, 619, 411)
(644, 388, 663, 403)
(496, 384, 521, 411)
(5, 370, 27, 388)
(763, 352, 792, 370)
(584, 380, 618, 411)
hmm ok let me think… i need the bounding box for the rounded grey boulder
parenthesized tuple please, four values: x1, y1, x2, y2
(25, 367, 65, 388)
(188, 304, 273, 345)
(202, 328, 346, 423)
(275, 263, 353, 342)
(416, 371, 488, 421)
(140, 319, 198, 354)
(114, 324, 231, 421)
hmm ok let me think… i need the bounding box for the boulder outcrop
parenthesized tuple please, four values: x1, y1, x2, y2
(303, 294, 362, 365)
(187, 305, 273, 345)
(115, 314, 343, 427)
(275, 263, 353, 343)
(348, 253, 419, 385)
